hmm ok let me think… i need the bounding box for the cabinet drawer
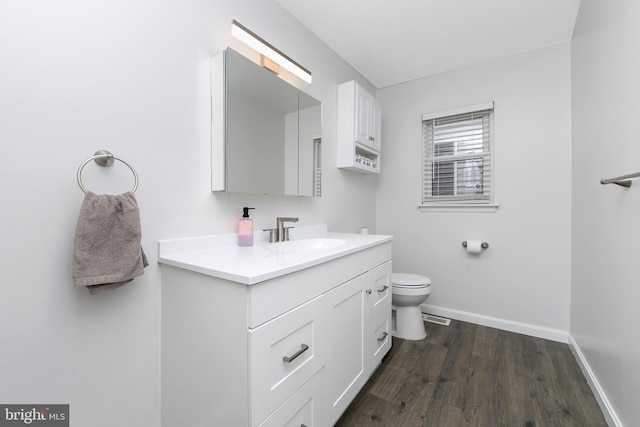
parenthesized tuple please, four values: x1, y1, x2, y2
(249, 296, 325, 427)
(367, 310, 392, 376)
(258, 371, 324, 427)
(367, 261, 392, 319)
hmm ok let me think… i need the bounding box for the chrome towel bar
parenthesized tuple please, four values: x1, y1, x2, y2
(600, 171, 640, 188)
(77, 150, 139, 193)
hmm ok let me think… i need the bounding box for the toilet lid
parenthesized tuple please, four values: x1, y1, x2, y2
(392, 273, 431, 288)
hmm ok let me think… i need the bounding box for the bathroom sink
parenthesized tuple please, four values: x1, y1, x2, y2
(266, 238, 347, 253)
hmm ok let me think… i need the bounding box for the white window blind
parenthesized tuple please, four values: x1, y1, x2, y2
(422, 104, 493, 204)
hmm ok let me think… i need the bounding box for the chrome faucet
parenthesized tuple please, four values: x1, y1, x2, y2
(276, 217, 299, 242)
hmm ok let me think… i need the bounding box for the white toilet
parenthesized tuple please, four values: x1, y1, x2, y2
(391, 273, 432, 340)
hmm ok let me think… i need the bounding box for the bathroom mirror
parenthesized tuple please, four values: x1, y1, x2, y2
(211, 48, 321, 196)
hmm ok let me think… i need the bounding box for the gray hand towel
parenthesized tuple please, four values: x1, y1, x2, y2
(72, 191, 148, 294)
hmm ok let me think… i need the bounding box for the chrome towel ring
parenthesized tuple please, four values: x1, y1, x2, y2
(77, 150, 139, 193)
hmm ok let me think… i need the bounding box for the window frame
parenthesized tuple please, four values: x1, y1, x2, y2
(419, 102, 498, 212)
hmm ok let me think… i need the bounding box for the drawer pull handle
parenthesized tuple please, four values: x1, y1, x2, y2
(283, 343, 309, 363)
(378, 285, 389, 293)
(377, 332, 389, 342)
(365, 289, 372, 294)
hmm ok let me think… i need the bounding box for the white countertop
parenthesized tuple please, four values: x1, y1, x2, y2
(158, 225, 393, 285)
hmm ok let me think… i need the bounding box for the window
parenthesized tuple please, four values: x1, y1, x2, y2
(422, 102, 494, 205)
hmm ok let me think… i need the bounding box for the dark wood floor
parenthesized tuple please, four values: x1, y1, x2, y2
(336, 319, 607, 427)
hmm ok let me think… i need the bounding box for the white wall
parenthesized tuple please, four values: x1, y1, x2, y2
(376, 43, 572, 340)
(0, 1, 377, 425)
(571, 1, 640, 426)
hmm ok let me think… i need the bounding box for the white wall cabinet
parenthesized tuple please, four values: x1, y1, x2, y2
(337, 80, 382, 174)
(161, 242, 392, 427)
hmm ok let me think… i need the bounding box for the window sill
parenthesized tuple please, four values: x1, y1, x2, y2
(418, 203, 500, 213)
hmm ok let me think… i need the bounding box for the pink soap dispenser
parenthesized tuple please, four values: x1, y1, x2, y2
(238, 207, 255, 247)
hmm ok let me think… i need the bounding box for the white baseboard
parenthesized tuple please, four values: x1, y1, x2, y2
(420, 303, 569, 343)
(568, 335, 624, 427)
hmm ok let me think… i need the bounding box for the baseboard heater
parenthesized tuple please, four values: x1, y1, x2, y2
(422, 313, 451, 326)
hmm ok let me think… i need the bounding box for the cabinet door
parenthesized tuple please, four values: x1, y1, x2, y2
(365, 261, 392, 377)
(369, 97, 382, 152)
(354, 83, 372, 146)
(324, 273, 367, 425)
(249, 296, 325, 427)
(354, 83, 382, 152)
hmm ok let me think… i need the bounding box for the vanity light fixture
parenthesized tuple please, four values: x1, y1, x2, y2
(231, 19, 312, 84)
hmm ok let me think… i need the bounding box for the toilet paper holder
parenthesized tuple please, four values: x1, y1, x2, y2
(462, 241, 489, 249)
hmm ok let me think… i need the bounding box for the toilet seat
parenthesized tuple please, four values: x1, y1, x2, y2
(392, 273, 431, 289)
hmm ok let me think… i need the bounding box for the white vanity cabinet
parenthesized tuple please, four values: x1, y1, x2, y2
(337, 80, 382, 174)
(160, 239, 392, 427)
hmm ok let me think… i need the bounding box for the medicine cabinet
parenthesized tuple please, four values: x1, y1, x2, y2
(211, 48, 322, 196)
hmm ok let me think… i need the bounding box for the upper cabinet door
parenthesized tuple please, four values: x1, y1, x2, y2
(369, 97, 382, 152)
(354, 84, 372, 145)
(354, 83, 381, 151)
